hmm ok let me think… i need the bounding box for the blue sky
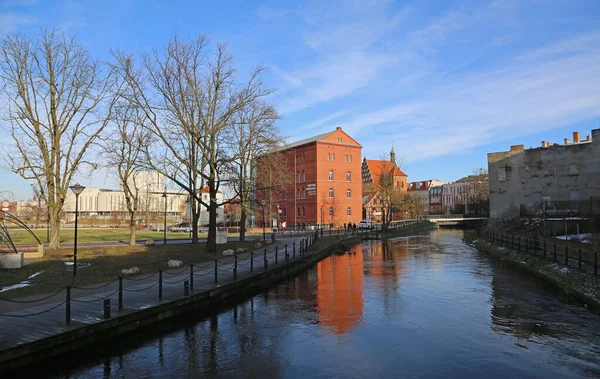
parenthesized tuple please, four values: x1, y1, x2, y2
(1, 0, 599, 199)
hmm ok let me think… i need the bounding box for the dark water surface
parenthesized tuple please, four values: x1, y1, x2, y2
(27, 230, 600, 378)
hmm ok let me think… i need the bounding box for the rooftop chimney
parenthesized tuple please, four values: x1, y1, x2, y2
(564, 138, 571, 145)
(336, 126, 342, 131)
(585, 135, 590, 141)
(573, 131, 580, 143)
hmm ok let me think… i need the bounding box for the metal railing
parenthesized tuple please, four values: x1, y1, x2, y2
(0, 231, 321, 323)
(478, 227, 598, 276)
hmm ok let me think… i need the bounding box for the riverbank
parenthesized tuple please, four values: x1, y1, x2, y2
(465, 232, 600, 311)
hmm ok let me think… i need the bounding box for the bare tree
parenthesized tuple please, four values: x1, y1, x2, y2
(0, 29, 115, 248)
(112, 35, 274, 252)
(376, 154, 406, 229)
(102, 89, 150, 246)
(467, 167, 489, 216)
(227, 101, 282, 241)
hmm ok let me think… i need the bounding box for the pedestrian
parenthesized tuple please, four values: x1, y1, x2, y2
(353, 222, 357, 233)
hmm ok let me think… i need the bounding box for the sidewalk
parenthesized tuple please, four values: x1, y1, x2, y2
(0, 236, 315, 350)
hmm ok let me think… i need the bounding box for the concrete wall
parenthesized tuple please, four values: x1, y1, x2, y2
(488, 128, 600, 218)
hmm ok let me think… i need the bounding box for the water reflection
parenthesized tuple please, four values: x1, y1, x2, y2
(13, 230, 600, 378)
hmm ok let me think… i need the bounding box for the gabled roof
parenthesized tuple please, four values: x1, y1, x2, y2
(280, 127, 362, 151)
(362, 191, 379, 207)
(364, 159, 407, 185)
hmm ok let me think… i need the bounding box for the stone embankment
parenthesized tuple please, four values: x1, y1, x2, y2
(465, 232, 600, 311)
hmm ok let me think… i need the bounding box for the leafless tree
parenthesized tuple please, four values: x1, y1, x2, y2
(467, 167, 489, 216)
(376, 154, 406, 229)
(102, 87, 150, 245)
(0, 29, 115, 248)
(227, 101, 282, 241)
(112, 35, 275, 252)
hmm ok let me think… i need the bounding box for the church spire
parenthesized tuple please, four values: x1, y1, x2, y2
(390, 142, 396, 164)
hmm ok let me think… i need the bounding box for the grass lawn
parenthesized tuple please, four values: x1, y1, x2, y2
(0, 240, 260, 299)
(6, 228, 264, 245)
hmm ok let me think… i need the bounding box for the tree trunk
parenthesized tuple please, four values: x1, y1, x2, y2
(191, 205, 200, 244)
(207, 185, 217, 253)
(49, 209, 61, 249)
(239, 205, 247, 242)
(129, 216, 136, 247)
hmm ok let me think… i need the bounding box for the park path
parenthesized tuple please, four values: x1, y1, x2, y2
(0, 235, 323, 351)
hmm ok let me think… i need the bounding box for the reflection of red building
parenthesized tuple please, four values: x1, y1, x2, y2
(316, 252, 364, 335)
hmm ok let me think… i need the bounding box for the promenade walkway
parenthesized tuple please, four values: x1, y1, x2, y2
(0, 236, 318, 351)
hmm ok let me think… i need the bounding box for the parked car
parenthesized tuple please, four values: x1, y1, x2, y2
(169, 222, 192, 232)
(358, 220, 373, 229)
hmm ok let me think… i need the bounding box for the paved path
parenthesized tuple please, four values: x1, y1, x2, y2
(0, 235, 324, 351)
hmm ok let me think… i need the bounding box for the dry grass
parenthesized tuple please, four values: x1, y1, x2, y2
(0, 241, 257, 299)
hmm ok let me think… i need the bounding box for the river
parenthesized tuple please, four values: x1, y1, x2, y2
(21, 229, 600, 378)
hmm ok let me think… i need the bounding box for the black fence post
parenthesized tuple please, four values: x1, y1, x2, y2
(553, 243, 557, 262)
(103, 299, 111, 319)
(275, 246, 279, 264)
(250, 252, 254, 272)
(578, 249, 582, 270)
(285, 245, 289, 261)
(214, 260, 218, 283)
(190, 264, 194, 292)
(565, 246, 569, 267)
(65, 285, 71, 325)
(543, 241, 547, 260)
(184, 280, 189, 296)
(264, 249, 268, 269)
(234, 255, 238, 280)
(293, 242, 296, 258)
(118, 276, 123, 311)
(158, 270, 163, 300)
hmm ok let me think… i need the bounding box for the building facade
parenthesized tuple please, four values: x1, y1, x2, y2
(429, 185, 444, 214)
(408, 180, 444, 215)
(184, 186, 225, 226)
(488, 129, 600, 218)
(257, 127, 363, 229)
(361, 146, 408, 191)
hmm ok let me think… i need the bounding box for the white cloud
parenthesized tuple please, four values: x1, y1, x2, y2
(0, 14, 35, 35)
(345, 34, 600, 161)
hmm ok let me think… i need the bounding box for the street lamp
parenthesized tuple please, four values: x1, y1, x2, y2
(69, 183, 85, 282)
(162, 190, 167, 245)
(260, 200, 266, 241)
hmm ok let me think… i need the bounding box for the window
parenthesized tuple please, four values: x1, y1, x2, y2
(297, 189, 300, 198)
(347, 189, 351, 198)
(329, 170, 334, 181)
(347, 207, 351, 216)
(332, 154, 335, 161)
(497, 167, 506, 182)
(297, 171, 300, 183)
(349, 155, 352, 162)
(302, 189, 306, 198)
(302, 207, 306, 217)
(302, 170, 306, 182)
(569, 164, 578, 175)
(283, 207, 287, 216)
(329, 207, 334, 216)
(328, 153, 331, 161)
(346, 171, 351, 182)
(297, 207, 301, 217)
(329, 188, 334, 198)
(345, 155, 348, 162)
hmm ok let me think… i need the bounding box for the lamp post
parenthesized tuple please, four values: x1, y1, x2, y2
(69, 183, 85, 282)
(260, 200, 266, 241)
(162, 190, 167, 245)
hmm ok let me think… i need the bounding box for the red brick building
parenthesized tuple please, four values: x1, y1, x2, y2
(257, 127, 362, 229)
(361, 146, 408, 191)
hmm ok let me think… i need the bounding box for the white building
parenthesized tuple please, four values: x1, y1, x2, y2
(185, 186, 225, 226)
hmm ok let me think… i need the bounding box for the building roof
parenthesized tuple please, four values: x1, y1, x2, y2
(364, 159, 407, 185)
(278, 127, 362, 151)
(362, 191, 379, 207)
(408, 180, 442, 191)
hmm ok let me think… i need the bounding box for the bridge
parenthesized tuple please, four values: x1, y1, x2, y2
(419, 215, 487, 226)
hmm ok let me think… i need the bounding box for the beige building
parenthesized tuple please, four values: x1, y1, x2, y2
(408, 180, 444, 215)
(488, 129, 600, 219)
